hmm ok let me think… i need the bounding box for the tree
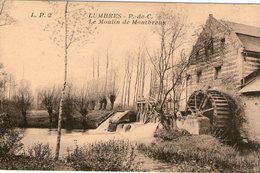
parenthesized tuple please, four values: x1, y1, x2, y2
(74, 85, 89, 130)
(0, 0, 14, 27)
(45, 1, 96, 160)
(107, 68, 119, 110)
(38, 86, 60, 128)
(62, 83, 75, 130)
(148, 10, 189, 130)
(0, 63, 7, 112)
(132, 46, 149, 108)
(13, 80, 33, 127)
(121, 55, 134, 109)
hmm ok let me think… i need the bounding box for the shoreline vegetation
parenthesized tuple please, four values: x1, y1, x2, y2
(1, 113, 260, 172)
(139, 128, 260, 172)
(13, 109, 112, 129)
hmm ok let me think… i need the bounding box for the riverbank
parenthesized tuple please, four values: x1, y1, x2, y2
(2, 127, 260, 171)
(138, 129, 260, 172)
(16, 110, 112, 129)
(2, 110, 260, 172)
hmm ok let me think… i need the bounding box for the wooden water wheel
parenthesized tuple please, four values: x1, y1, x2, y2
(186, 90, 233, 132)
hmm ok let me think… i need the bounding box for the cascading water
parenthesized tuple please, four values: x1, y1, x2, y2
(96, 111, 130, 131)
(96, 110, 159, 143)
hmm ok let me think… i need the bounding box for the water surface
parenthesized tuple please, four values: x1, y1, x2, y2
(21, 123, 158, 156)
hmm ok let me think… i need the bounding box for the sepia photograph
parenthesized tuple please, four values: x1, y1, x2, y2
(0, 0, 260, 172)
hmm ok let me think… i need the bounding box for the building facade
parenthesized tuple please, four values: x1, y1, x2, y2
(183, 14, 260, 143)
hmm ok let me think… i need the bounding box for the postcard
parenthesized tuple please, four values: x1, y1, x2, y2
(0, 0, 259, 172)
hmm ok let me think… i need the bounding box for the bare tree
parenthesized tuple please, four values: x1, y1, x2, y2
(133, 49, 141, 105)
(13, 80, 33, 127)
(38, 86, 60, 128)
(62, 83, 75, 130)
(0, 0, 14, 27)
(46, 1, 96, 160)
(74, 85, 89, 129)
(126, 55, 134, 108)
(87, 79, 99, 110)
(148, 10, 189, 130)
(120, 55, 133, 109)
(107, 68, 119, 110)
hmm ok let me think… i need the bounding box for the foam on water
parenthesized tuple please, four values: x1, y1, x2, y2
(21, 122, 158, 156)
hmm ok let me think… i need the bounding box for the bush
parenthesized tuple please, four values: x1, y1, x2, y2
(0, 113, 55, 170)
(138, 135, 260, 172)
(154, 128, 191, 141)
(26, 143, 53, 160)
(0, 113, 23, 157)
(66, 139, 139, 171)
(0, 142, 63, 170)
(0, 155, 56, 170)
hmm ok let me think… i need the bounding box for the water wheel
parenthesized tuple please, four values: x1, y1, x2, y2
(186, 90, 233, 132)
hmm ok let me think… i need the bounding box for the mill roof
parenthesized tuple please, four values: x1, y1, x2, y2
(189, 16, 260, 61)
(239, 75, 260, 93)
(220, 20, 260, 53)
(220, 20, 260, 38)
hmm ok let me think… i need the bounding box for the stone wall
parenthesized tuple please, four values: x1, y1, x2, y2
(176, 116, 210, 135)
(241, 94, 260, 143)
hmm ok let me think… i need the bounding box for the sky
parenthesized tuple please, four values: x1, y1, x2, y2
(0, 1, 259, 96)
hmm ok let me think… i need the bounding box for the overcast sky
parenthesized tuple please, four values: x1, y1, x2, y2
(0, 1, 259, 95)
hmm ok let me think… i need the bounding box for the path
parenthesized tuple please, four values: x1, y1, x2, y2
(135, 152, 178, 172)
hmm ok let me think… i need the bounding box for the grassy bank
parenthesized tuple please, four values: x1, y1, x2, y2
(138, 129, 260, 172)
(0, 140, 139, 171)
(15, 110, 112, 129)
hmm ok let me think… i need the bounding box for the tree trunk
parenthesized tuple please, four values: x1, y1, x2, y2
(82, 115, 87, 130)
(55, 1, 68, 160)
(103, 98, 107, 110)
(121, 69, 126, 109)
(133, 51, 140, 105)
(48, 109, 53, 129)
(99, 100, 103, 110)
(111, 101, 114, 110)
(22, 110, 27, 127)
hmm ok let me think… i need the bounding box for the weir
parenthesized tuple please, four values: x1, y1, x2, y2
(96, 110, 158, 138)
(96, 110, 136, 132)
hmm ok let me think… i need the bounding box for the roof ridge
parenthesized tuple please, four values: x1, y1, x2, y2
(219, 19, 260, 30)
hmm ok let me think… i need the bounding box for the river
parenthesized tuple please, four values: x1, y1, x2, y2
(20, 123, 158, 157)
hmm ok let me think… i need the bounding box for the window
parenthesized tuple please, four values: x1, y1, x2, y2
(204, 37, 214, 56)
(220, 38, 225, 48)
(187, 74, 191, 85)
(197, 71, 202, 83)
(209, 37, 214, 54)
(215, 66, 222, 79)
(204, 41, 209, 56)
(196, 51, 199, 58)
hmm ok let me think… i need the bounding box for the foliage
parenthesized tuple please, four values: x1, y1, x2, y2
(2, 100, 21, 126)
(13, 80, 33, 126)
(38, 86, 61, 128)
(0, 155, 56, 170)
(138, 135, 260, 172)
(62, 84, 76, 130)
(0, 141, 72, 170)
(220, 74, 247, 143)
(26, 143, 53, 160)
(0, 113, 23, 157)
(154, 128, 191, 141)
(0, 0, 14, 27)
(66, 139, 139, 171)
